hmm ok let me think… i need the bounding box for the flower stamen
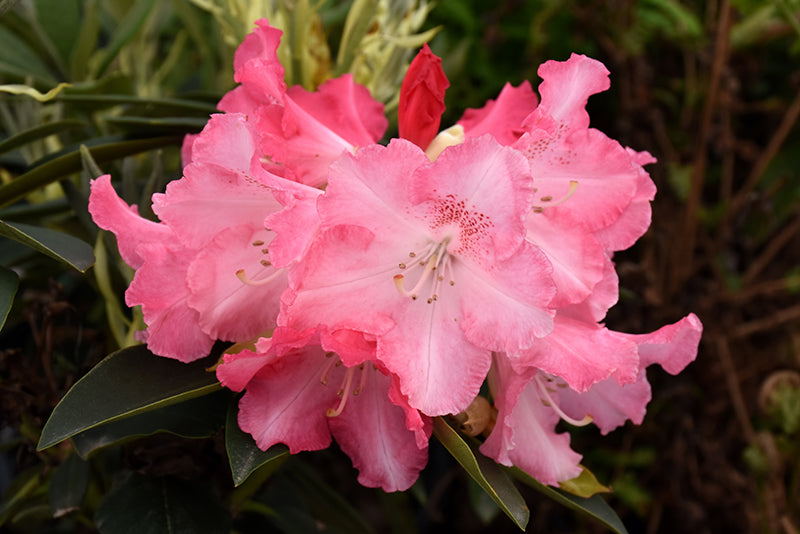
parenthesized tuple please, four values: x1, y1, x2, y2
(531, 180, 579, 213)
(535, 374, 593, 426)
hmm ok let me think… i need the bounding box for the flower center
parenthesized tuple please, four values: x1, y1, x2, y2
(235, 235, 284, 286)
(393, 239, 456, 303)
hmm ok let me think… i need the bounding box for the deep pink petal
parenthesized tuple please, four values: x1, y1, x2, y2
(218, 19, 285, 113)
(330, 369, 428, 491)
(236, 346, 335, 453)
(398, 43, 449, 149)
(88, 175, 172, 269)
(125, 243, 214, 362)
(256, 75, 387, 188)
(458, 81, 538, 145)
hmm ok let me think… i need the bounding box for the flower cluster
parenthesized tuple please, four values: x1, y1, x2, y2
(89, 19, 702, 492)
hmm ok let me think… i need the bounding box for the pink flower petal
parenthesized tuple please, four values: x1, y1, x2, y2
(88, 175, 172, 269)
(458, 81, 538, 145)
(330, 369, 429, 491)
(125, 243, 214, 362)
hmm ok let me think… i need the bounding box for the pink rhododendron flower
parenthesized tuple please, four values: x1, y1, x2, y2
(281, 136, 557, 416)
(216, 327, 430, 491)
(220, 19, 388, 188)
(89, 112, 320, 362)
(482, 314, 702, 485)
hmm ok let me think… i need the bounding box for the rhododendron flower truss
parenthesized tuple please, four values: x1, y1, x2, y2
(282, 136, 557, 416)
(482, 313, 703, 485)
(216, 328, 430, 492)
(89, 112, 321, 362)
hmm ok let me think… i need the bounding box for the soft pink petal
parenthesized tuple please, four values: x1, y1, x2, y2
(558, 370, 652, 435)
(330, 368, 428, 491)
(458, 81, 538, 145)
(593, 160, 657, 251)
(88, 175, 172, 269)
(409, 136, 535, 262)
(533, 53, 610, 131)
(516, 127, 642, 234)
(216, 344, 278, 392)
(627, 313, 703, 375)
(519, 314, 640, 392)
(525, 212, 606, 307)
(125, 243, 214, 362)
(186, 225, 286, 342)
(559, 254, 619, 323)
(482, 357, 582, 485)
(456, 243, 556, 352)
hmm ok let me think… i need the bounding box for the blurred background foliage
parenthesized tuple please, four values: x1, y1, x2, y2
(1, 0, 800, 532)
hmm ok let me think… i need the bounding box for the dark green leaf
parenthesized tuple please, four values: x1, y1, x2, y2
(32, 0, 81, 68)
(0, 135, 182, 208)
(0, 265, 18, 330)
(48, 453, 89, 518)
(69, 0, 99, 80)
(225, 401, 289, 487)
(432, 417, 529, 530)
(0, 24, 55, 84)
(0, 220, 94, 272)
(58, 94, 218, 113)
(72, 390, 230, 458)
(102, 116, 208, 135)
(509, 467, 629, 534)
(38, 344, 222, 451)
(278, 459, 375, 534)
(92, 0, 157, 78)
(95, 472, 231, 534)
(0, 119, 86, 157)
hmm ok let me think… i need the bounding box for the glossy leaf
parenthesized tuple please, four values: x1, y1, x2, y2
(102, 115, 208, 135)
(0, 119, 86, 157)
(0, 24, 55, 84)
(95, 472, 231, 534)
(0, 135, 182, 208)
(0, 265, 18, 330)
(48, 453, 89, 518)
(38, 344, 222, 451)
(57, 94, 218, 113)
(72, 390, 230, 459)
(225, 401, 289, 487)
(509, 467, 629, 534)
(0, 220, 94, 272)
(432, 417, 529, 530)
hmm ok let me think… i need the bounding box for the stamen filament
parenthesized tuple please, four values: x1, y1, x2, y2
(327, 367, 356, 417)
(535, 375, 593, 426)
(531, 180, 579, 213)
(235, 267, 284, 287)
